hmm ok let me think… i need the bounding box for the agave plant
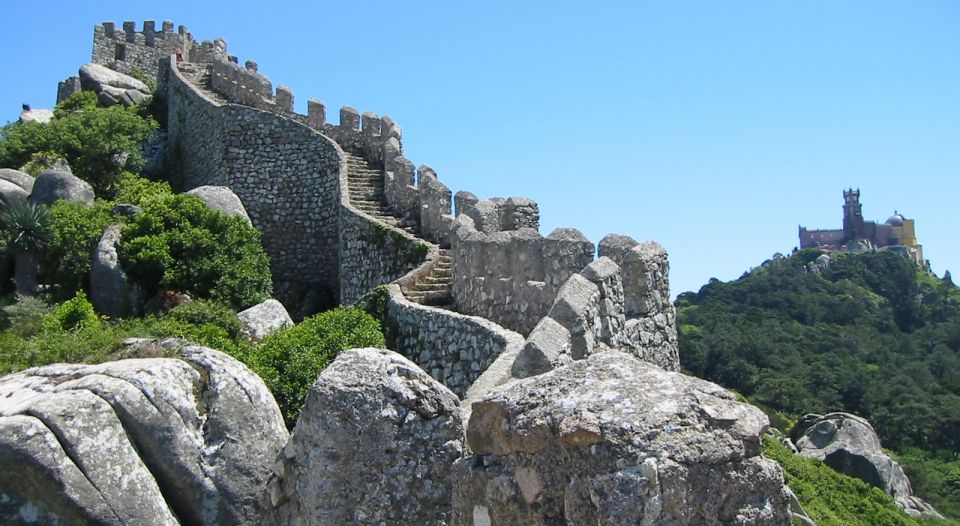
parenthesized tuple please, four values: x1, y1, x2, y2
(1, 201, 49, 253)
(1, 201, 50, 293)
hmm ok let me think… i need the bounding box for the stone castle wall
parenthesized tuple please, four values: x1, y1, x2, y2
(93, 20, 195, 77)
(450, 215, 595, 336)
(382, 284, 525, 397)
(163, 56, 342, 312)
(149, 19, 679, 399)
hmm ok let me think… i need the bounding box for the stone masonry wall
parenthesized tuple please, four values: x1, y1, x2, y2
(383, 284, 526, 398)
(338, 205, 427, 306)
(451, 215, 594, 336)
(163, 57, 342, 314)
(93, 20, 195, 77)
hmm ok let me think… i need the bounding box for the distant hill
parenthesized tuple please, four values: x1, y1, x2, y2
(676, 248, 960, 516)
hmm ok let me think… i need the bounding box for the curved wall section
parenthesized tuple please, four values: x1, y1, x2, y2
(163, 57, 342, 313)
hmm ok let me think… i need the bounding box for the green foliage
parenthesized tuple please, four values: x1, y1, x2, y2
(762, 436, 955, 526)
(415, 242, 430, 261)
(250, 307, 386, 427)
(118, 188, 272, 309)
(19, 151, 68, 176)
(1, 201, 49, 254)
(128, 68, 157, 93)
(0, 92, 157, 197)
(38, 199, 112, 301)
(678, 250, 960, 518)
(164, 300, 243, 340)
(0, 294, 52, 338)
(897, 448, 960, 520)
(0, 318, 120, 376)
(41, 290, 99, 332)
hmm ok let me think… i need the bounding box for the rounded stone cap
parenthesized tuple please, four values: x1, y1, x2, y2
(886, 212, 905, 226)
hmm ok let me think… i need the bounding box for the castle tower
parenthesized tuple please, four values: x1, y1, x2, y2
(842, 188, 865, 240)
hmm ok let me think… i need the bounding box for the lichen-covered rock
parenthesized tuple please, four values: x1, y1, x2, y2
(237, 299, 292, 341)
(453, 351, 790, 525)
(28, 169, 94, 206)
(79, 63, 149, 95)
(90, 224, 142, 318)
(0, 339, 288, 525)
(263, 348, 465, 526)
(187, 185, 252, 225)
(0, 180, 28, 212)
(790, 412, 942, 518)
(0, 168, 35, 193)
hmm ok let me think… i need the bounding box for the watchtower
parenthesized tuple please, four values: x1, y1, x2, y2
(842, 188, 864, 240)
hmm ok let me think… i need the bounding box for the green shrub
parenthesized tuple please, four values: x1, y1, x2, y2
(251, 306, 386, 427)
(762, 436, 948, 526)
(39, 199, 112, 301)
(42, 290, 99, 332)
(0, 92, 157, 197)
(118, 189, 272, 309)
(164, 300, 243, 340)
(0, 294, 52, 338)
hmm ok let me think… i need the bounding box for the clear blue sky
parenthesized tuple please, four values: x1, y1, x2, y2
(2, 1, 958, 297)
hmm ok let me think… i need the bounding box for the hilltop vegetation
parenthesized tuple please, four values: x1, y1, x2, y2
(678, 249, 960, 518)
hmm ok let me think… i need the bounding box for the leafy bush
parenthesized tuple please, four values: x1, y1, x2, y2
(41, 290, 99, 332)
(762, 436, 950, 526)
(0, 92, 157, 197)
(164, 300, 243, 340)
(38, 199, 112, 301)
(118, 188, 272, 309)
(0, 294, 52, 338)
(251, 307, 386, 426)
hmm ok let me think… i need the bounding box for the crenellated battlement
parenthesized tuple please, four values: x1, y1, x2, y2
(93, 20, 196, 76)
(122, 19, 678, 399)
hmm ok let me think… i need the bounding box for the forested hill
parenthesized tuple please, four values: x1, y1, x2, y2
(677, 249, 960, 516)
(678, 249, 960, 452)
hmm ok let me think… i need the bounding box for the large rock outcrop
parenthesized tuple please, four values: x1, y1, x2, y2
(264, 348, 465, 525)
(27, 168, 94, 206)
(0, 168, 35, 194)
(0, 339, 288, 525)
(237, 299, 292, 341)
(454, 351, 790, 525)
(79, 63, 151, 107)
(790, 412, 942, 518)
(90, 224, 142, 318)
(186, 185, 252, 226)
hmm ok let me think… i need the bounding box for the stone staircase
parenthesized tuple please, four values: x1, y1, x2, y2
(176, 63, 228, 104)
(177, 64, 455, 309)
(402, 249, 453, 307)
(344, 153, 454, 308)
(345, 153, 418, 235)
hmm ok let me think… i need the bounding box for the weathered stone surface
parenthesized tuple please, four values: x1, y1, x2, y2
(79, 63, 149, 94)
(90, 224, 142, 318)
(0, 180, 28, 212)
(186, 185, 252, 225)
(18, 108, 54, 124)
(28, 169, 94, 206)
(790, 412, 941, 518)
(0, 339, 287, 525)
(264, 348, 465, 526)
(0, 168, 35, 193)
(453, 351, 790, 525)
(512, 316, 572, 378)
(237, 299, 292, 341)
(546, 273, 601, 359)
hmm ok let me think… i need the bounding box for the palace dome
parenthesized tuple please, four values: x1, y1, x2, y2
(886, 212, 905, 226)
